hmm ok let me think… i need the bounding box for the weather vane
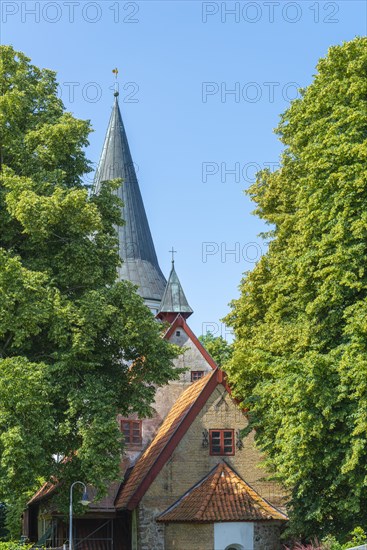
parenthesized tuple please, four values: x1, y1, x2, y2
(112, 67, 119, 97)
(169, 247, 177, 265)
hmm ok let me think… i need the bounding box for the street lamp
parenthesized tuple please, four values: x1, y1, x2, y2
(69, 481, 90, 550)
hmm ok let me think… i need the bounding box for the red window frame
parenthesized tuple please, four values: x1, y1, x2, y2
(191, 371, 205, 382)
(209, 429, 235, 456)
(120, 419, 142, 447)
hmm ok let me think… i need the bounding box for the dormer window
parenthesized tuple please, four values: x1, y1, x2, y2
(120, 419, 142, 447)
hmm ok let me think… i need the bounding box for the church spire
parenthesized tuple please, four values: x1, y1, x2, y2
(157, 254, 193, 322)
(93, 88, 166, 312)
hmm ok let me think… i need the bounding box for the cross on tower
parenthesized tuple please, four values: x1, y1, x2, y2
(169, 247, 177, 265)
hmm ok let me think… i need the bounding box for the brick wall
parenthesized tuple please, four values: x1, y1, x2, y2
(144, 387, 285, 508)
(153, 328, 214, 420)
(124, 326, 213, 465)
(138, 386, 286, 548)
(165, 523, 213, 550)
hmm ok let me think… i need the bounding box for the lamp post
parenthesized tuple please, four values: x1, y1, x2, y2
(69, 481, 90, 550)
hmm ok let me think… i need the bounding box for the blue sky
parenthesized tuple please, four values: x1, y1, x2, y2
(2, 0, 366, 337)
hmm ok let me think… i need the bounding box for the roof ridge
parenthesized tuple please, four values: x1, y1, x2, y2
(141, 372, 215, 473)
(157, 460, 288, 523)
(150, 372, 214, 452)
(221, 461, 288, 520)
(157, 462, 220, 520)
(115, 370, 218, 509)
(194, 462, 224, 520)
(28, 478, 58, 505)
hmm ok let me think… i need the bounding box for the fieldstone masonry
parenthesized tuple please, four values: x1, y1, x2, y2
(254, 521, 284, 549)
(138, 504, 165, 550)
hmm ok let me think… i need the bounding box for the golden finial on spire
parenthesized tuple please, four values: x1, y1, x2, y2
(112, 68, 119, 97)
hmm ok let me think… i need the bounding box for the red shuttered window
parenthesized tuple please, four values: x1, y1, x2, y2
(209, 429, 235, 456)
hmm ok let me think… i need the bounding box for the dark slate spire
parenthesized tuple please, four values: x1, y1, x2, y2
(157, 259, 193, 322)
(94, 93, 166, 309)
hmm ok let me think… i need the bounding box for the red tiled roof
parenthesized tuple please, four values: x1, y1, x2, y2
(28, 474, 125, 511)
(28, 479, 59, 505)
(115, 371, 220, 509)
(28, 479, 121, 511)
(157, 462, 288, 523)
(87, 480, 122, 511)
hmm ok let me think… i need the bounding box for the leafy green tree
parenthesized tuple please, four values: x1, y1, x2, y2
(322, 527, 367, 550)
(198, 333, 233, 367)
(224, 37, 367, 540)
(0, 544, 33, 550)
(0, 504, 7, 540)
(0, 46, 179, 535)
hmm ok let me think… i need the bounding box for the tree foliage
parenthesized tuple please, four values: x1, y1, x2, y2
(0, 46, 179, 534)
(224, 37, 367, 539)
(0, 544, 33, 550)
(198, 333, 233, 367)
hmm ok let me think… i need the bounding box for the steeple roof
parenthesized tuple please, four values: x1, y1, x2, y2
(93, 93, 166, 303)
(158, 261, 193, 319)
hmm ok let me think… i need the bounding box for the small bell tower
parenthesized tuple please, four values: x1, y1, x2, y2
(157, 249, 193, 324)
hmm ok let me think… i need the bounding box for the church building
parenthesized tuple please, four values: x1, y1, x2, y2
(24, 91, 287, 550)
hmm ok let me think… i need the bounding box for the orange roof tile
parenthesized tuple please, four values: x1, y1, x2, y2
(28, 478, 123, 511)
(157, 462, 288, 523)
(28, 479, 58, 505)
(115, 371, 219, 509)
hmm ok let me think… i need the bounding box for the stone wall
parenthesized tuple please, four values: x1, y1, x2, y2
(138, 504, 165, 550)
(254, 522, 284, 550)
